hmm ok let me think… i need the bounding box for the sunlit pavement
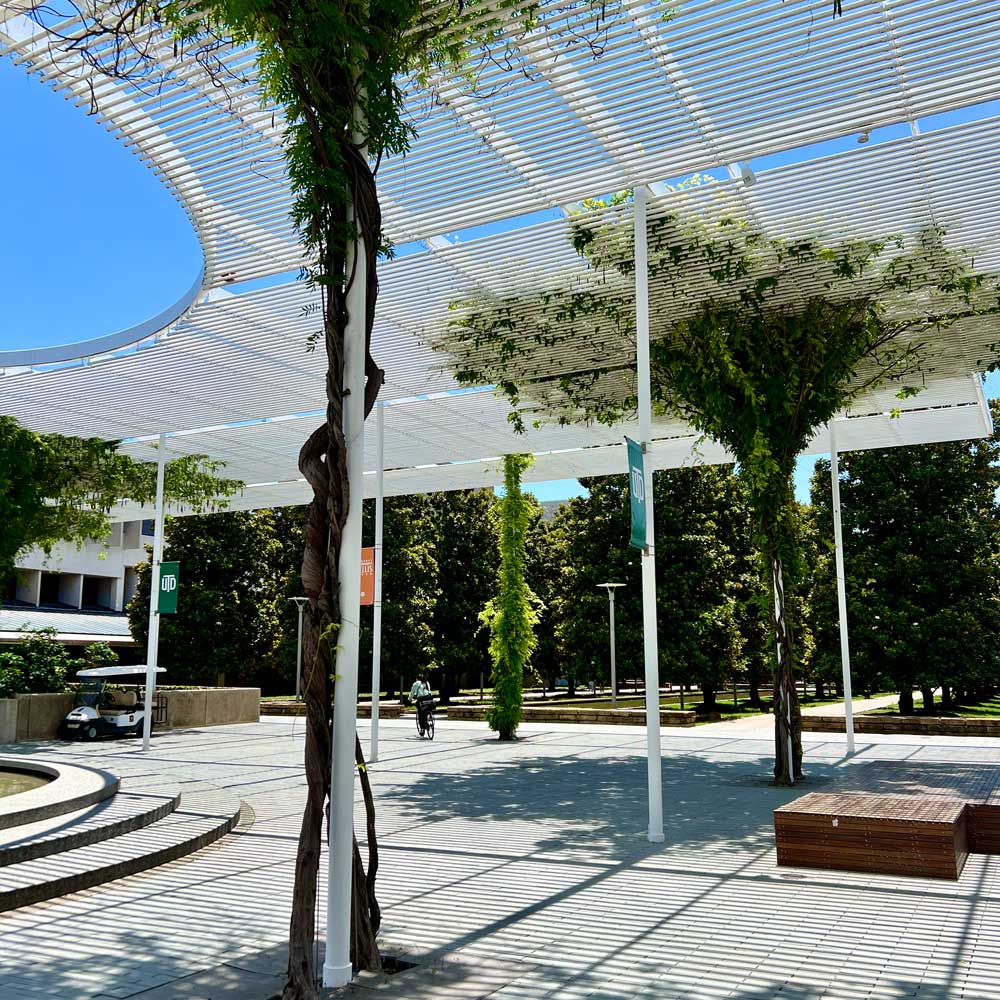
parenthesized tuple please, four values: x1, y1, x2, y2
(1, 717, 999, 999)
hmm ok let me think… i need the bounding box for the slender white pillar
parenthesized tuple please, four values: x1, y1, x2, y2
(609, 588, 617, 710)
(142, 433, 166, 752)
(370, 402, 385, 763)
(773, 567, 793, 785)
(634, 185, 664, 843)
(324, 204, 367, 988)
(829, 419, 856, 754)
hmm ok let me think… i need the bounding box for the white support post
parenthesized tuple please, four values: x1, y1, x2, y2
(142, 433, 166, 752)
(324, 184, 367, 988)
(634, 185, 664, 844)
(829, 419, 856, 754)
(370, 402, 385, 764)
(609, 588, 617, 711)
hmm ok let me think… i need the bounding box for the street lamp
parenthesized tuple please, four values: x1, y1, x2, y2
(597, 583, 625, 708)
(289, 597, 308, 701)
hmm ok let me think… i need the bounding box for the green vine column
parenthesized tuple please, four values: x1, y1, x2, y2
(484, 454, 539, 740)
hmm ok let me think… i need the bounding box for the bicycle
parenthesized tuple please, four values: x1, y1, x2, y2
(415, 694, 436, 740)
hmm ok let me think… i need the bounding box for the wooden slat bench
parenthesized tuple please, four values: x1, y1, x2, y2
(775, 764, 1000, 880)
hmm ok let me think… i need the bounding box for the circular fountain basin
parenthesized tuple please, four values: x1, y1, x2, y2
(0, 759, 118, 831)
(0, 769, 50, 799)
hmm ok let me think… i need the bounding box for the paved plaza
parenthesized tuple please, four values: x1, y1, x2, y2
(1, 716, 1000, 999)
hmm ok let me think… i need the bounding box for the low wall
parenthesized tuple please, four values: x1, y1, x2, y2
(802, 714, 1000, 738)
(15, 693, 75, 741)
(261, 701, 402, 719)
(447, 704, 696, 727)
(1, 689, 259, 742)
(162, 688, 260, 729)
(0, 700, 16, 744)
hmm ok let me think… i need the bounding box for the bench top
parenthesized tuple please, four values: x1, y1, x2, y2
(775, 791, 968, 823)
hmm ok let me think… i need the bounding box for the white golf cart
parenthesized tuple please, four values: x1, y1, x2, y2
(59, 665, 165, 741)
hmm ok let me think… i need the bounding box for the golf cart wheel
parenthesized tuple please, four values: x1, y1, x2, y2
(84, 725, 99, 741)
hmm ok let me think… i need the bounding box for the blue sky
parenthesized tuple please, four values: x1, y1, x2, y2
(2, 55, 997, 506)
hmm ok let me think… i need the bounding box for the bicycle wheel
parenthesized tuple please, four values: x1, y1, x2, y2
(427, 713, 435, 741)
(415, 713, 424, 738)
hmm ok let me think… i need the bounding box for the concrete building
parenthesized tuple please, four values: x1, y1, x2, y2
(1, 520, 150, 648)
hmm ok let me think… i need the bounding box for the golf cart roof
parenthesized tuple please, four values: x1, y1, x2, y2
(76, 665, 166, 679)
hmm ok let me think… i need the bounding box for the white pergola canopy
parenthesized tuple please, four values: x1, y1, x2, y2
(0, 0, 997, 513)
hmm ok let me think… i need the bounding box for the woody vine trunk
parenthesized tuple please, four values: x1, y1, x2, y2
(284, 85, 385, 1000)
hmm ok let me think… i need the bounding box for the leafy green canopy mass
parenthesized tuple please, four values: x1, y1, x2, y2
(483, 453, 539, 740)
(0, 416, 239, 579)
(443, 197, 1000, 783)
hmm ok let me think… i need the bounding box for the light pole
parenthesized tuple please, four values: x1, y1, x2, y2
(597, 583, 625, 708)
(289, 597, 308, 701)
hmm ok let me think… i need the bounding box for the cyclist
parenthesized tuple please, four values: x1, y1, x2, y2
(410, 675, 435, 738)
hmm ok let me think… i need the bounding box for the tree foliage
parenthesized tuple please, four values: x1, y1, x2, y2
(483, 454, 538, 740)
(0, 628, 71, 698)
(808, 396, 1000, 712)
(127, 510, 287, 689)
(443, 195, 1000, 783)
(0, 416, 238, 581)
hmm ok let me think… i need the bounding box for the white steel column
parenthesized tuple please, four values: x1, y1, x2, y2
(142, 433, 166, 752)
(324, 201, 367, 985)
(829, 418, 856, 754)
(609, 588, 618, 710)
(634, 185, 664, 844)
(370, 402, 385, 763)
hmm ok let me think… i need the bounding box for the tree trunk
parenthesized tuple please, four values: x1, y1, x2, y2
(814, 679, 825, 699)
(701, 685, 718, 710)
(921, 686, 935, 715)
(899, 687, 914, 715)
(770, 555, 802, 784)
(567, 677, 576, 698)
(747, 665, 763, 707)
(940, 684, 954, 710)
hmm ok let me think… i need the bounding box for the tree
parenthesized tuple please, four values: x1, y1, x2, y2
(429, 490, 498, 700)
(127, 511, 286, 689)
(483, 455, 539, 740)
(549, 468, 748, 705)
(808, 397, 1000, 713)
(359, 496, 440, 697)
(0, 628, 70, 698)
(0, 416, 237, 581)
(446, 204, 1000, 783)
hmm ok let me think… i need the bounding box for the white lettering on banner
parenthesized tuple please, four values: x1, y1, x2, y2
(631, 467, 644, 502)
(161, 576, 177, 592)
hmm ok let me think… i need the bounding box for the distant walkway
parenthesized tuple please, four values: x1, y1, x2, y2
(801, 692, 899, 716)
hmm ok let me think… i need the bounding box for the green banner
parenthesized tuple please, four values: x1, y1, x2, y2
(157, 561, 180, 615)
(626, 437, 646, 550)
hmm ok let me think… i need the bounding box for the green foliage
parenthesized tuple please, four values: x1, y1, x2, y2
(549, 469, 750, 702)
(0, 416, 239, 581)
(808, 397, 1000, 703)
(0, 628, 70, 698)
(79, 642, 119, 670)
(483, 454, 539, 739)
(359, 495, 441, 693)
(127, 511, 287, 688)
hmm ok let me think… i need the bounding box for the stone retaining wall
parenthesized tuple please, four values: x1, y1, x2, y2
(0, 689, 260, 743)
(261, 701, 402, 719)
(447, 704, 696, 727)
(802, 714, 1000, 737)
(0, 700, 17, 744)
(162, 688, 260, 729)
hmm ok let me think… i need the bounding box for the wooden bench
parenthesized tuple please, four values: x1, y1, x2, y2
(775, 764, 1000, 880)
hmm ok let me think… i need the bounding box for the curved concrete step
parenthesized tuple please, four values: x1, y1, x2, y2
(0, 782, 241, 912)
(0, 776, 181, 867)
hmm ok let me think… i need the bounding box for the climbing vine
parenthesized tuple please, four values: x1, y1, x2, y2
(483, 453, 539, 741)
(442, 195, 1000, 785)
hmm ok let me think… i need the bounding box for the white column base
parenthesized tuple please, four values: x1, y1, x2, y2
(647, 827, 665, 843)
(323, 962, 353, 988)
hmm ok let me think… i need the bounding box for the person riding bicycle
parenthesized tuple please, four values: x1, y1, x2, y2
(410, 675, 434, 733)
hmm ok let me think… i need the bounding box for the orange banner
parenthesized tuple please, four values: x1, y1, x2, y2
(360, 546, 375, 606)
